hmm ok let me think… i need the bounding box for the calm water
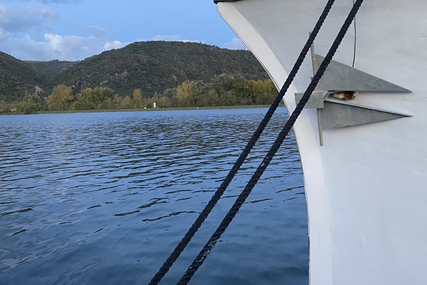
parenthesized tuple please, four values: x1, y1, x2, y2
(0, 108, 308, 285)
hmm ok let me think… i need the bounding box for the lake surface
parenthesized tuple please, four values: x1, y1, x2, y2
(0, 108, 308, 285)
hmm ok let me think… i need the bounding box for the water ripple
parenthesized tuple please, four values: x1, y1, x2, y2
(0, 109, 307, 284)
(0, 207, 33, 217)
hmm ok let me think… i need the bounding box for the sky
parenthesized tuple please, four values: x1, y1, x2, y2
(0, 0, 246, 61)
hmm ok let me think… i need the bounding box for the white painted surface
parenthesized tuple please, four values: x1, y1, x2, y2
(217, 0, 427, 284)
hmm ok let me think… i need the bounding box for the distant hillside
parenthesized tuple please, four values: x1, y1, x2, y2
(27, 60, 77, 78)
(53, 41, 268, 97)
(0, 52, 47, 101)
(0, 41, 269, 101)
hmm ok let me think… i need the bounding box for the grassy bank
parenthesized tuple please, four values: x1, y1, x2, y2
(0, 104, 284, 115)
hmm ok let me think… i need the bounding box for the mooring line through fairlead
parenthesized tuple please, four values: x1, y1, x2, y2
(175, 0, 365, 284)
(147, 0, 338, 284)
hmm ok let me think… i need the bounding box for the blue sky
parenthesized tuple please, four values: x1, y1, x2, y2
(0, 0, 246, 61)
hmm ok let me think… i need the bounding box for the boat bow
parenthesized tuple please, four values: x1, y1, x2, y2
(215, 0, 427, 284)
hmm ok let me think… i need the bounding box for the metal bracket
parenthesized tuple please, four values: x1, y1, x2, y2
(295, 91, 328, 108)
(317, 98, 411, 145)
(312, 54, 411, 93)
(294, 48, 412, 145)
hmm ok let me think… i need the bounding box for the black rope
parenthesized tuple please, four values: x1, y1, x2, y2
(352, 0, 357, 67)
(176, 0, 365, 284)
(147, 1, 336, 284)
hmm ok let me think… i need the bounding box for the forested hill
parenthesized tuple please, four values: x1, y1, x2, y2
(0, 51, 48, 101)
(52, 41, 268, 97)
(0, 41, 268, 102)
(26, 60, 77, 78)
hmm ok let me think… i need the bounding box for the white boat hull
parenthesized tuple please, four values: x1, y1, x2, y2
(216, 1, 427, 284)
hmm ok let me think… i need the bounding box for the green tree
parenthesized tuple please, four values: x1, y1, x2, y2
(74, 89, 94, 110)
(114, 96, 123, 108)
(189, 80, 210, 107)
(121, 96, 132, 109)
(97, 87, 115, 108)
(210, 74, 248, 106)
(152, 92, 172, 108)
(176, 80, 195, 107)
(211, 74, 234, 96)
(72, 87, 115, 110)
(162, 88, 177, 107)
(0, 100, 9, 113)
(101, 98, 113, 109)
(230, 74, 250, 105)
(132, 88, 143, 109)
(17, 95, 42, 114)
(47, 84, 73, 111)
(129, 75, 277, 109)
(249, 79, 277, 104)
(74, 92, 87, 110)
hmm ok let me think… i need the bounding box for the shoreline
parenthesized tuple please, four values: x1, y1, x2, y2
(0, 104, 280, 116)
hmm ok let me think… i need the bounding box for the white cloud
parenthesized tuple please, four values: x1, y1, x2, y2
(224, 38, 248, 50)
(85, 25, 107, 37)
(0, 4, 7, 19)
(150, 34, 203, 44)
(0, 2, 127, 61)
(41, 33, 119, 60)
(0, 1, 210, 61)
(0, 28, 5, 40)
(2, 0, 82, 3)
(32, 33, 96, 60)
(47, 0, 83, 3)
(15, 34, 60, 60)
(0, 3, 57, 34)
(44, 33, 98, 59)
(0, 32, 134, 61)
(103, 40, 127, 51)
(152, 35, 182, 41)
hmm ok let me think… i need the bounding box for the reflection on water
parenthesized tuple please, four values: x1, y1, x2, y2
(0, 108, 308, 285)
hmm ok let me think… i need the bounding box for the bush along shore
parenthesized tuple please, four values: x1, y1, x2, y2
(0, 74, 279, 114)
